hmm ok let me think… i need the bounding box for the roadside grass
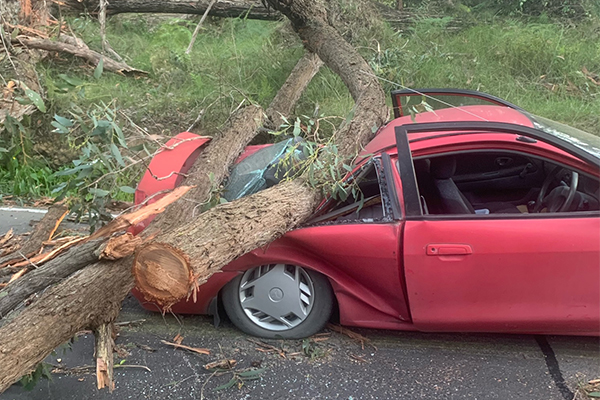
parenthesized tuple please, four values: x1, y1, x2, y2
(1, 11, 599, 200)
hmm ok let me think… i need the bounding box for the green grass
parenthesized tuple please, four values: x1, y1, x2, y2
(2, 10, 600, 200)
(365, 17, 600, 133)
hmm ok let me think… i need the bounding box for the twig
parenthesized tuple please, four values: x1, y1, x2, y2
(114, 319, 146, 326)
(161, 340, 210, 355)
(186, 0, 218, 55)
(114, 364, 151, 372)
(200, 369, 219, 400)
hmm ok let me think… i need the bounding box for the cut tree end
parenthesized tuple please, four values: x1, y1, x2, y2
(132, 242, 193, 308)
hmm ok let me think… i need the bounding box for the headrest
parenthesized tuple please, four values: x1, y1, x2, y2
(430, 156, 457, 179)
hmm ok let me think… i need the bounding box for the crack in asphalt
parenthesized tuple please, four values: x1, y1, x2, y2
(535, 335, 574, 400)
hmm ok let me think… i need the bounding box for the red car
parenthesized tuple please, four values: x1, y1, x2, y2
(132, 89, 600, 339)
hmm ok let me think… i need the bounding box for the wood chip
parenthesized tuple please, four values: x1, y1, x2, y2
(204, 359, 236, 370)
(247, 338, 287, 358)
(173, 334, 184, 345)
(0, 229, 14, 246)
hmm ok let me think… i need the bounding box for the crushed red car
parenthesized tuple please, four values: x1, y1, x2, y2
(131, 89, 600, 339)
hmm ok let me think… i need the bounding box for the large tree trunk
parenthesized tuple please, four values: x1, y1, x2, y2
(0, 258, 133, 392)
(61, 0, 281, 19)
(0, 49, 321, 391)
(133, 0, 388, 306)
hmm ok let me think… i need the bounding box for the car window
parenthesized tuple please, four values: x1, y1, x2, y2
(413, 150, 600, 217)
(308, 159, 394, 224)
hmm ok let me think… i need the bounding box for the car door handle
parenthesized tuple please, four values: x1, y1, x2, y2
(426, 244, 473, 256)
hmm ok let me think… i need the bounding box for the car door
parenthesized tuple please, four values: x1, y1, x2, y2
(395, 123, 600, 335)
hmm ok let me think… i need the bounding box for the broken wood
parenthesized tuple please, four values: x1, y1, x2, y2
(11, 35, 146, 76)
(0, 239, 106, 321)
(0, 204, 67, 268)
(0, 257, 134, 392)
(94, 323, 115, 392)
(0, 186, 192, 322)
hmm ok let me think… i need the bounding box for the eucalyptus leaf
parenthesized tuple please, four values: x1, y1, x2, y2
(237, 368, 265, 378)
(214, 377, 237, 391)
(54, 114, 74, 127)
(51, 121, 69, 134)
(89, 188, 110, 197)
(119, 186, 136, 194)
(24, 89, 46, 112)
(110, 143, 125, 167)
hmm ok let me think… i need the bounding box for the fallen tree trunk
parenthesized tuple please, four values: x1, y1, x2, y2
(61, 0, 280, 19)
(265, 51, 323, 129)
(0, 239, 106, 322)
(11, 35, 146, 76)
(133, 0, 388, 306)
(0, 48, 320, 391)
(0, 258, 133, 392)
(59, 0, 429, 31)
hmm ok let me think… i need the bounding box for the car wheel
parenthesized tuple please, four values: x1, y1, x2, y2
(222, 264, 333, 339)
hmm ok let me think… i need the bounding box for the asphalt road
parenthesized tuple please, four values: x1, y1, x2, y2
(0, 208, 598, 400)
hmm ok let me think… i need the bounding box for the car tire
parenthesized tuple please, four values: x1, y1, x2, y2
(222, 264, 333, 339)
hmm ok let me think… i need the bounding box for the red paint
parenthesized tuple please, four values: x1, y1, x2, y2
(132, 101, 600, 336)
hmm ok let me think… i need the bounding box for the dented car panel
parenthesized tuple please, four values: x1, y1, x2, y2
(132, 89, 600, 336)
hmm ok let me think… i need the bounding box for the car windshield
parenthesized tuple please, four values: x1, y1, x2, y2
(528, 114, 600, 160)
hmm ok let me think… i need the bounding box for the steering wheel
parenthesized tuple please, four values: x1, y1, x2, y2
(533, 166, 579, 213)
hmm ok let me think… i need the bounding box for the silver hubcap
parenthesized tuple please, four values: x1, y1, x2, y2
(238, 264, 315, 331)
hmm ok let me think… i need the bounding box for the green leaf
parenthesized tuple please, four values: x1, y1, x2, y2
(54, 164, 92, 176)
(214, 377, 237, 391)
(119, 186, 136, 194)
(113, 123, 127, 148)
(24, 89, 46, 112)
(88, 188, 110, 197)
(237, 368, 265, 379)
(51, 121, 69, 134)
(94, 58, 104, 79)
(58, 74, 85, 86)
(342, 163, 353, 172)
(219, 197, 228, 204)
(110, 143, 125, 167)
(0, 147, 8, 153)
(54, 114, 74, 127)
(588, 392, 600, 398)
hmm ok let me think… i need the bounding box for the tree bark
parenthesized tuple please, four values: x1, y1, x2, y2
(61, 0, 280, 19)
(149, 105, 264, 233)
(265, 51, 323, 129)
(0, 258, 133, 393)
(11, 35, 146, 76)
(94, 323, 115, 392)
(0, 239, 106, 321)
(132, 0, 388, 306)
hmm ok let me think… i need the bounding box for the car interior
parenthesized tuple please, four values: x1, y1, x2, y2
(414, 151, 600, 216)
